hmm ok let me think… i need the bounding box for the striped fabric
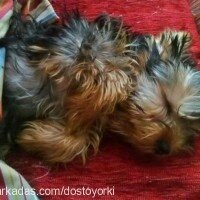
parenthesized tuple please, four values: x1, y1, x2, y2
(0, 0, 59, 199)
(0, 161, 39, 200)
(0, 0, 13, 119)
(190, 0, 200, 33)
(0, 48, 5, 120)
(15, 0, 59, 24)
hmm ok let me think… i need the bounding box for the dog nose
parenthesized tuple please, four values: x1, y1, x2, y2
(155, 139, 170, 155)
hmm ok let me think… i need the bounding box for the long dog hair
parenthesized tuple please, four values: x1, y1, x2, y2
(109, 30, 200, 155)
(0, 12, 138, 163)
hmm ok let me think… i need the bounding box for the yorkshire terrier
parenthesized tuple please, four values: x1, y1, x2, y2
(109, 30, 200, 155)
(1, 11, 200, 163)
(0, 13, 137, 163)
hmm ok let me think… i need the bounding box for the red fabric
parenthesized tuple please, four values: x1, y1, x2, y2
(7, 0, 200, 199)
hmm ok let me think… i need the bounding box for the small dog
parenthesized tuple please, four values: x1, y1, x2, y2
(109, 30, 200, 155)
(0, 13, 138, 163)
(2, 12, 199, 163)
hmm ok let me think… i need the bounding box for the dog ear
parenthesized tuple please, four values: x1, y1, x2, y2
(155, 30, 192, 61)
(174, 59, 200, 120)
(152, 61, 200, 120)
(152, 30, 200, 120)
(178, 96, 200, 119)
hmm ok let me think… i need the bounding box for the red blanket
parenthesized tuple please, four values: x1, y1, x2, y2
(7, 0, 200, 199)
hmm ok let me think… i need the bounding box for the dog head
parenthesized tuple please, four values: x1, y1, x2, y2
(111, 30, 200, 155)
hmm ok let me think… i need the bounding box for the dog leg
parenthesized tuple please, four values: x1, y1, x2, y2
(16, 119, 100, 163)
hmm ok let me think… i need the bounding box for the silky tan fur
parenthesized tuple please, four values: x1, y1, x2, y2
(1, 13, 138, 163)
(109, 30, 200, 155)
(1, 13, 200, 162)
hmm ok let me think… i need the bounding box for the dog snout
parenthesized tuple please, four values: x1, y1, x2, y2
(155, 139, 170, 155)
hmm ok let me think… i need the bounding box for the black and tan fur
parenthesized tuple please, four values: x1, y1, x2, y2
(0, 13, 138, 163)
(109, 30, 200, 155)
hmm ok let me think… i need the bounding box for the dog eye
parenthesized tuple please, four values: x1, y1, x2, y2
(154, 139, 170, 155)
